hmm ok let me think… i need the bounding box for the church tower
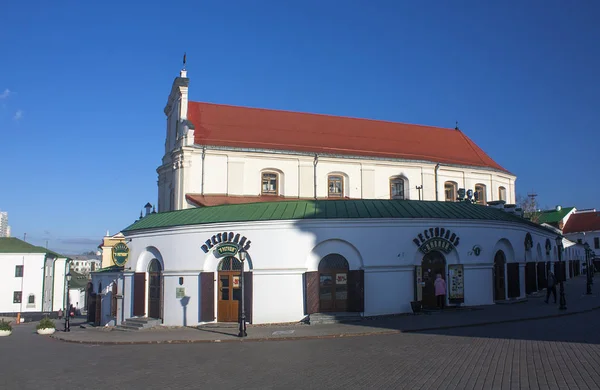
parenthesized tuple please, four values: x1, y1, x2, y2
(157, 58, 196, 212)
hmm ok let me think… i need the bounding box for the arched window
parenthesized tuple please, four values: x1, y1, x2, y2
(498, 186, 507, 202)
(218, 257, 243, 271)
(261, 171, 278, 195)
(148, 258, 162, 272)
(318, 254, 349, 271)
(475, 184, 487, 205)
(328, 175, 344, 198)
(390, 177, 406, 200)
(444, 181, 458, 202)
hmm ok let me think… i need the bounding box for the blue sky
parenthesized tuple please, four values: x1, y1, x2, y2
(1, 1, 599, 254)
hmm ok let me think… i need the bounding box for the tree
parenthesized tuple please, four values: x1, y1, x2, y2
(517, 194, 542, 223)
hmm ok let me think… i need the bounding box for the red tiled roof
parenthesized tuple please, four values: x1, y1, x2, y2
(188, 102, 510, 173)
(185, 194, 353, 207)
(563, 211, 600, 234)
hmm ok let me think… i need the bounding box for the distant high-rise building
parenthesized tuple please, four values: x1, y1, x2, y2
(0, 211, 9, 238)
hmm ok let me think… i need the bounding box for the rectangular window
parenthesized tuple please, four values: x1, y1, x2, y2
(15, 265, 23, 277)
(444, 183, 457, 202)
(577, 239, 583, 244)
(498, 187, 507, 202)
(390, 178, 405, 200)
(13, 291, 22, 303)
(475, 185, 487, 205)
(328, 175, 343, 198)
(28, 294, 35, 304)
(261, 173, 278, 195)
(595, 237, 599, 249)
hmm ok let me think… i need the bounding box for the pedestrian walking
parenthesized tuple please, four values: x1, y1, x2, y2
(434, 273, 447, 310)
(545, 271, 557, 304)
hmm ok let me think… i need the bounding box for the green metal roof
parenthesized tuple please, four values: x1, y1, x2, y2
(0, 237, 67, 258)
(536, 207, 575, 224)
(122, 199, 552, 233)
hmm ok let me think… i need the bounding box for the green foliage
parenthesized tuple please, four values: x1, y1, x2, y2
(0, 319, 12, 331)
(36, 317, 55, 330)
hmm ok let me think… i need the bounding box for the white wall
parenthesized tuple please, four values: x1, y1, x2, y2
(0, 253, 45, 313)
(123, 215, 557, 325)
(158, 148, 516, 210)
(52, 258, 69, 311)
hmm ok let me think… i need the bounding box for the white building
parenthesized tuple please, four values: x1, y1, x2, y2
(0, 238, 70, 318)
(563, 209, 600, 262)
(91, 67, 584, 327)
(157, 69, 517, 213)
(0, 211, 10, 238)
(68, 255, 101, 275)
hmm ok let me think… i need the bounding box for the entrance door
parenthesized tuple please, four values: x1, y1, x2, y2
(148, 259, 162, 319)
(318, 254, 349, 312)
(493, 251, 506, 301)
(217, 257, 242, 322)
(421, 251, 446, 309)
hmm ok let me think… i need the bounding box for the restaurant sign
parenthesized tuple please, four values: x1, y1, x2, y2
(201, 231, 251, 258)
(112, 242, 130, 266)
(413, 227, 460, 254)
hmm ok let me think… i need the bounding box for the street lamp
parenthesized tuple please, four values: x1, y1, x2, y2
(584, 243, 592, 295)
(555, 236, 567, 310)
(238, 250, 247, 338)
(64, 271, 72, 332)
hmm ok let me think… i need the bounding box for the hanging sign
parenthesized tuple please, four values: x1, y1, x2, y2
(413, 227, 460, 254)
(201, 231, 251, 257)
(215, 243, 239, 258)
(448, 264, 464, 304)
(112, 242, 130, 266)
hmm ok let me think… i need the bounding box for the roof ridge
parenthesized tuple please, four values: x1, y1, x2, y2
(190, 101, 455, 132)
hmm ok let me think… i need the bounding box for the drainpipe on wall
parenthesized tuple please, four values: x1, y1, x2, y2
(434, 163, 441, 201)
(313, 154, 319, 200)
(201, 146, 206, 195)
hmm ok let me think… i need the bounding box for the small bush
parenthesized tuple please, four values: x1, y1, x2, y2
(36, 317, 55, 330)
(0, 319, 12, 331)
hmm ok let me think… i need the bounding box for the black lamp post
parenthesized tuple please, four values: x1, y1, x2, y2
(64, 271, 72, 332)
(585, 243, 592, 295)
(556, 236, 567, 310)
(238, 250, 247, 338)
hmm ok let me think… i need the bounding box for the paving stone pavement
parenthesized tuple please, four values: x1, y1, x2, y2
(48, 275, 600, 344)
(2, 309, 600, 390)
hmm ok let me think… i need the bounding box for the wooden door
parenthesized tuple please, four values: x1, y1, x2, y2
(537, 262, 547, 290)
(318, 271, 348, 312)
(148, 272, 161, 319)
(201, 272, 215, 322)
(305, 272, 319, 314)
(493, 252, 506, 301)
(133, 272, 146, 316)
(217, 272, 240, 322)
(507, 263, 520, 298)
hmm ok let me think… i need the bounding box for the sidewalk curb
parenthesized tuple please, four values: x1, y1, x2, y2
(49, 304, 600, 346)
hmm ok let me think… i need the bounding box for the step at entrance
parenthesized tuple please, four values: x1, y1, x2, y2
(309, 312, 362, 325)
(114, 317, 162, 332)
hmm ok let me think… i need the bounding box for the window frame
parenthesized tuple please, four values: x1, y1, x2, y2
(327, 175, 344, 198)
(15, 265, 23, 278)
(261, 171, 279, 196)
(498, 186, 507, 202)
(475, 184, 487, 205)
(389, 177, 406, 200)
(444, 182, 458, 202)
(13, 291, 22, 304)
